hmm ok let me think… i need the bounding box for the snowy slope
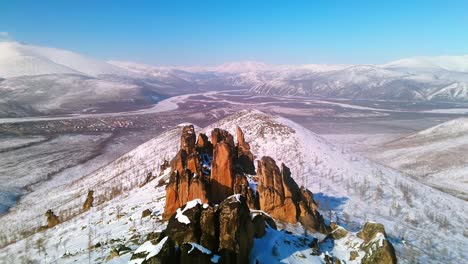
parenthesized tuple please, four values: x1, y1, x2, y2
(0, 41, 128, 78)
(384, 55, 468, 73)
(0, 74, 150, 116)
(370, 117, 468, 200)
(0, 111, 466, 263)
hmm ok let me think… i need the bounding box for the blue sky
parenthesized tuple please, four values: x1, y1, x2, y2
(1, 0, 467, 65)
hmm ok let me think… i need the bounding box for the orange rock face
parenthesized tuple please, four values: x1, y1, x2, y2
(196, 133, 213, 155)
(256, 156, 326, 231)
(233, 172, 258, 209)
(211, 128, 234, 147)
(235, 126, 256, 175)
(163, 125, 325, 233)
(186, 154, 202, 176)
(257, 157, 291, 222)
(210, 142, 234, 203)
(180, 125, 196, 154)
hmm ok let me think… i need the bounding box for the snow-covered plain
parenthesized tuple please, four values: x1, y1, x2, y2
(0, 110, 466, 263)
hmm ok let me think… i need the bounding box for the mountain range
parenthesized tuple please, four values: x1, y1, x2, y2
(1, 41, 468, 118)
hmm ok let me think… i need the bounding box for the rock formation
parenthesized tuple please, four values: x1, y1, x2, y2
(164, 126, 258, 219)
(357, 222, 397, 264)
(45, 209, 59, 228)
(82, 190, 94, 211)
(132, 124, 397, 264)
(135, 196, 267, 264)
(163, 125, 326, 233)
(235, 126, 256, 175)
(256, 156, 327, 232)
(211, 142, 234, 203)
(217, 195, 254, 264)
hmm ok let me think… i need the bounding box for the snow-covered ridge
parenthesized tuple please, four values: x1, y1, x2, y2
(383, 55, 468, 72)
(413, 117, 468, 137)
(0, 41, 128, 78)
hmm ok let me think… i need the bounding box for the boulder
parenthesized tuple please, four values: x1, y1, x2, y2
(210, 142, 234, 203)
(159, 160, 170, 175)
(45, 209, 59, 228)
(357, 222, 397, 264)
(166, 200, 203, 246)
(142, 209, 153, 219)
(140, 172, 156, 187)
(82, 190, 94, 211)
(329, 222, 348, 240)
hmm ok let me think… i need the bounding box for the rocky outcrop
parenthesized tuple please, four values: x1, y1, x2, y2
(358, 222, 397, 264)
(45, 209, 59, 228)
(329, 222, 348, 240)
(200, 205, 218, 251)
(145, 196, 261, 264)
(166, 200, 203, 245)
(140, 172, 156, 187)
(251, 211, 276, 238)
(129, 235, 176, 264)
(164, 126, 258, 218)
(218, 195, 254, 264)
(164, 125, 326, 232)
(146, 124, 398, 264)
(82, 190, 94, 212)
(256, 156, 327, 232)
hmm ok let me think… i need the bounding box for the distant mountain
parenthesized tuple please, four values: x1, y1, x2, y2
(0, 41, 128, 78)
(0, 74, 152, 117)
(0, 42, 173, 117)
(114, 56, 468, 102)
(3, 40, 468, 118)
(383, 55, 468, 73)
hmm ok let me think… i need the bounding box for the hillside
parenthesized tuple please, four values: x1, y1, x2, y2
(370, 117, 468, 200)
(0, 42, 127, 78)
(0, 110, 465, 263)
